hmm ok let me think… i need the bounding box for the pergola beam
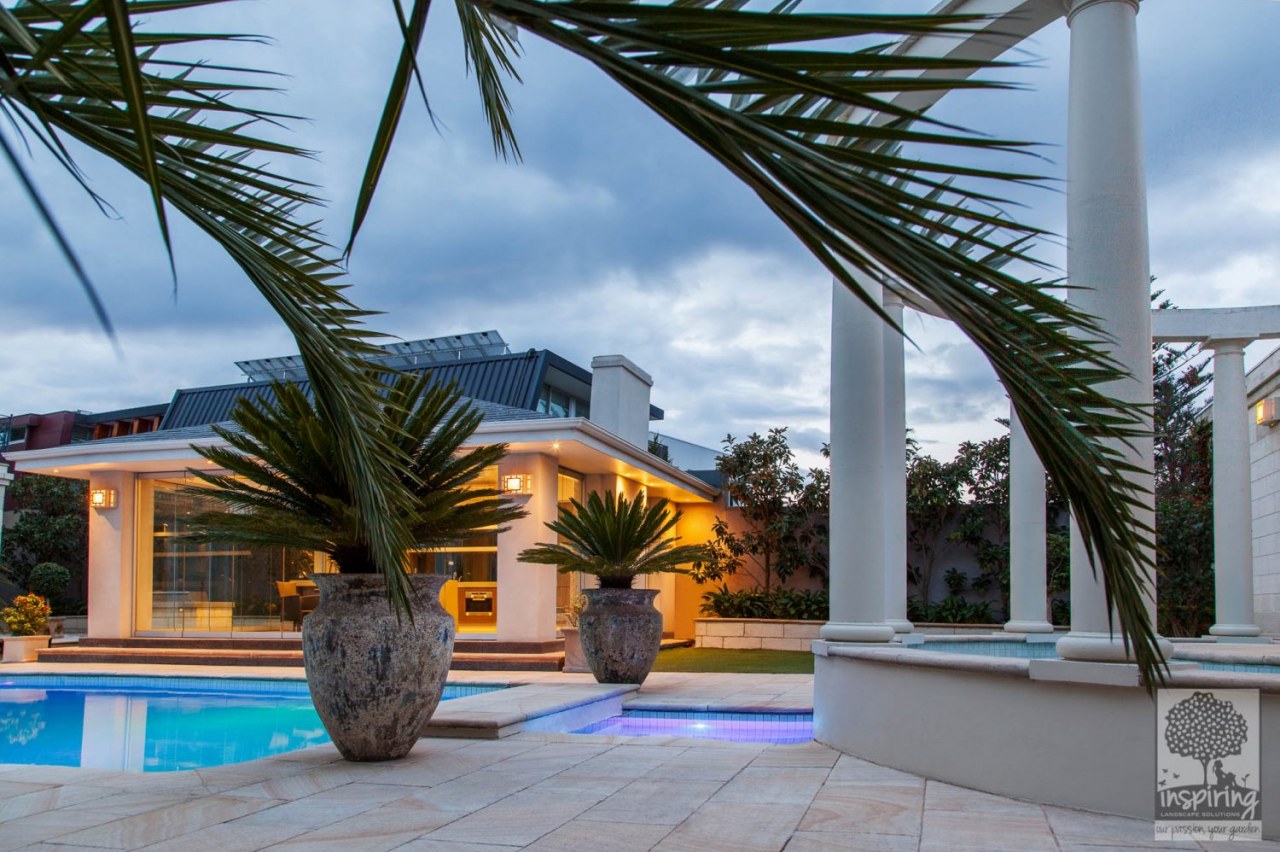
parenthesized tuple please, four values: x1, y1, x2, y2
(1152, 306, 1280, 343)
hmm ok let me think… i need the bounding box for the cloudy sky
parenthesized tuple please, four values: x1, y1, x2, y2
(4, 0, 1280, 468)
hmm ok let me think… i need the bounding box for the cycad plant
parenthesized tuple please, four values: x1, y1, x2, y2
(518, 491, 708, 588)
(185, 372, 525, 571)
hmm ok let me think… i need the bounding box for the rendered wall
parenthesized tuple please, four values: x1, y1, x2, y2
(86, 471, 135, 639)
(1248, 354, 1280, 636)
(1251, 417, 1280, 635)
(814, 652, 1279, 837)
(495, 453, 560, 642)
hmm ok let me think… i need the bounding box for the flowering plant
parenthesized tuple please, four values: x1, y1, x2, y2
(1, 595, 51, 637)
(565, 594, 588, 628)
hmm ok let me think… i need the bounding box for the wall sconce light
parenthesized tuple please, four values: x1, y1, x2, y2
(501, 474, 532, 495)
(1257, 398, 1279, 428)
(1254, 396, 1274, 424)
(89, 488, 117, 510)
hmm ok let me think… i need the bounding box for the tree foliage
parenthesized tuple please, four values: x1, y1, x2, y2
(905, 441, 968, 609)
(1152, 311, 1214, 637)
(691, 429, 828, 592)
(0, 474, 87, 598)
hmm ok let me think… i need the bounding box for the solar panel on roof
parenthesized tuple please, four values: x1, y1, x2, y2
(234, 331, 510, 382)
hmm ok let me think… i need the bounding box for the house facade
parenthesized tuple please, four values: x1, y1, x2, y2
(6, 333, 724, 645)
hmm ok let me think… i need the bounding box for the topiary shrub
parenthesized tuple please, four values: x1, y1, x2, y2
(27, 563, 71, 613)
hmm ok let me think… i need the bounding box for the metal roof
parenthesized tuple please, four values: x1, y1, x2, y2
(161, 352, 548, 430)
(160, 348, 663, 430)
(102, 397, 553, 447)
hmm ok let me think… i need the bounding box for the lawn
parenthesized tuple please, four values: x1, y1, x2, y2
(651, 647, 814, 674)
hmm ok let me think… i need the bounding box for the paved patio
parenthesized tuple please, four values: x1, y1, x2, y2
(0, 665, 1272, 851)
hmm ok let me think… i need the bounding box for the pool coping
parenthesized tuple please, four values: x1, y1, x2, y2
(822, 640, 1280, 692)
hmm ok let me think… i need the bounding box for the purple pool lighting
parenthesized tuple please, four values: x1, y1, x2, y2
(572, 710, 813, 744)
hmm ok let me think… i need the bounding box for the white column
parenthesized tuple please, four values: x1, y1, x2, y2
(882, 290, 913, 633)
(1207, 339, 1262, 638)
(822, 276, 894, 644)
(496, 453, 560, 642)
(1057, 0, 1167, 662)
(1005, 407, 1054, 634)
(87, 471, 135, 640)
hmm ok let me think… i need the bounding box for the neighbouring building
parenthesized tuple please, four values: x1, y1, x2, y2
(5, 332, 727, 645)
(1247, 346, 1280, 636)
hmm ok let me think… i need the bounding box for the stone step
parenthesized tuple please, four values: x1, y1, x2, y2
(72, 637, 565, 654)
(36, 646, 564, 672)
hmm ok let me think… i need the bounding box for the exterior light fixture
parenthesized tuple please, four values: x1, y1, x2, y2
(89, 488, 117, 510)
(1257, 397, 1279, 428)
(501, 474, 532, 495)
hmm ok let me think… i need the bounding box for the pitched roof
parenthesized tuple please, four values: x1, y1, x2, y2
(95, 397, 553, 447)
(161, 351, 550, 430)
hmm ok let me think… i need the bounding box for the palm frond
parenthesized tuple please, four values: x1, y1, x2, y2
(465, 1, 1158, 684)
(2, 0, 422, 613)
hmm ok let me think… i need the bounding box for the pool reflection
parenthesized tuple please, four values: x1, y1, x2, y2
(0, 688, 328, 771)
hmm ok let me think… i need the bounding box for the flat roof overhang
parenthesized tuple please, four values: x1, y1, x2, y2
(6, 417, 718, 505)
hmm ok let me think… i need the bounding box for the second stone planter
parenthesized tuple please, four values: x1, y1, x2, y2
(577, 587, 662, 684)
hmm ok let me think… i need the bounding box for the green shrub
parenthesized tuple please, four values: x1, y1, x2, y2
(699, 585, 828, 620)
(28, 562, 71, 604)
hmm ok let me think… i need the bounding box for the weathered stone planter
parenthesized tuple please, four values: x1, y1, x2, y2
(303, 573, 454, 761)
(2, 634, 51, 663)
(579, 588, 662, 684)
(560, 627, 589, 673)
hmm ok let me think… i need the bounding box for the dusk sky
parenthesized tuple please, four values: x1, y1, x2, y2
(4, 0, 1280, 468)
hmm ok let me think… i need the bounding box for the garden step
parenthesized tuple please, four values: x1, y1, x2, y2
(36, 645, 564, 671)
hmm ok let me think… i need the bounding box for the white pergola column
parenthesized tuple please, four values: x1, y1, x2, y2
(882, 290, 913, 633)
(822, 277, 894, 644)
(1005, 407, 1054, 634)
(1207, 339, 1262, 638)
(1057, 0, 1167, 662)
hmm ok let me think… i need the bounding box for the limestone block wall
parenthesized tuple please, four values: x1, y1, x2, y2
(694, 619, 821, 652)
(1252, 417, 1280, 635)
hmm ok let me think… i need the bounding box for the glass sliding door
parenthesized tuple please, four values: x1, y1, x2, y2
(135, 476, 317, 635)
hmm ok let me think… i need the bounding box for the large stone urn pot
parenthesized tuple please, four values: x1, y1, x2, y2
(303, 573, 455, 761)
(578, 588, 662, 684)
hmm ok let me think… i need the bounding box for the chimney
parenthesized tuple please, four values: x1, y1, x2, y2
(590, 355, 653, 448)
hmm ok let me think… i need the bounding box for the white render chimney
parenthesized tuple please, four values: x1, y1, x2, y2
(589, 355, 654, 448)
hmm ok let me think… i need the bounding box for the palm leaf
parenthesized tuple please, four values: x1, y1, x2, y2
(346, 1, 1162, 682)
(2, 0, 422, 613)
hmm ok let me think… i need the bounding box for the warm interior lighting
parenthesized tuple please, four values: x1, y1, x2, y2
(501, 474, 532, 494)
(1258, 398, 1279, 427)
(89, 488, 117, 510)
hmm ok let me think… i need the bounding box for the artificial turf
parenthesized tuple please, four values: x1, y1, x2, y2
(650, 646, 815, 674)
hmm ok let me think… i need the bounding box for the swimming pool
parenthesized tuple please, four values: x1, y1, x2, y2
(572, 710, 813, 744)
(0, 675, 498, 772)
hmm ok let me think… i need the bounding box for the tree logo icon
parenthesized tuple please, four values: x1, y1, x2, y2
(1156, 688, 1261, 841)
(1164, 691, 1249, 788)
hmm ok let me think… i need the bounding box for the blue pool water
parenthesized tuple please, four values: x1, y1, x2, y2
(0, 676, 498, 772)
(572, 710, 813, 744)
